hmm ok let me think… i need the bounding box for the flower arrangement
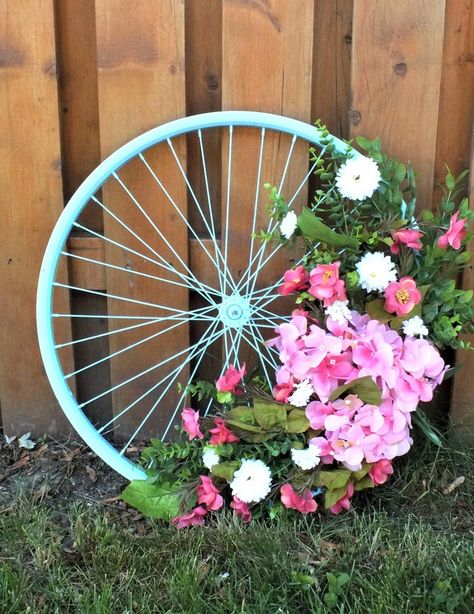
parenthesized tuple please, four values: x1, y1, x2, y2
(122, 130, 473, 526)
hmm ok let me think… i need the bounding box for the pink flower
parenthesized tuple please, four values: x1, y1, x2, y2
(329, 482, 355, 515)
(437, 211, 467, 250)
(273, 381, 294, 403)
(181, 408, 204, 441)
(384, 277, 422, 317)
(278, 265, 309, 295)
(308, 436, 334, 464)
(308, 262, 346, 307)
(306, 401, 334, 430)
(230, 496, 252, 522)
(390, 229, 423, 254)
(216, 363, 246, 393)
(197, 475, 224, 511)
(171, 506, 207, 529)
(369, 460, 394, 485)
(280, 484, 317, 514)
(209, 418, 240, 445)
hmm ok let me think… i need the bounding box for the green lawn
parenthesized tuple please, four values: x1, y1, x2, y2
(1, 442, 473, 613)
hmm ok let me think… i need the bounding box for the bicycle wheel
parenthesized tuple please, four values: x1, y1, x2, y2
(37, 111, 355, 480)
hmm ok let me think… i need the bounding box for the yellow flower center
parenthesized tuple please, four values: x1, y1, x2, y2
(323, 270, 334, 281)
(396, 289, 410, 304)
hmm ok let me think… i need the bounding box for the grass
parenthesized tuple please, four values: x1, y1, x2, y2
(1, 441, 473, 613)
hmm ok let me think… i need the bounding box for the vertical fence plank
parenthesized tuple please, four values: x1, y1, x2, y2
(350, 0, 446, 207)
(95, 0, 187, 440)
(312, 0, 353, 138)
(0, 0, 72, 435)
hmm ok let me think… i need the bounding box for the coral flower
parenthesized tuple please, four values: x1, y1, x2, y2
(171, 506, 207, 529)
(390, 229, 423, 254)
(328, 482, 355, 515)
(273, 381, 295, 403)
(280, 483, 317, 514)
(181, 408, 204, 441)
(308, 262, 346, 307)
(437, 211, 467, 250)
(216, 364, 246, 393)
(209, 417, 240, 445)
(197, 476, 224, 511)
(369, 460, 394, 485)
(278, 265, 309, 296)
(230, 496, 252, 522)
(384, 277, 422, 317)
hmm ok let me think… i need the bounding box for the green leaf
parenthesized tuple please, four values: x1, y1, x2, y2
(317, 469, 351, 490)
(211, 461, 239, 482)
(395, 163, 406, 183)
(324, 485, 349, 509)
(366, 298, 392, 324)
(351, 462, 374, 482)
(354, 475, 374, 491)
(297, 208, 360, 250)
(455, 251, 471, 265)
(121, 481, 184, 520)
(329, 376, 382, 406)
(446, 172, 455, 191)
(228, 406, 256, 425)
(285, 409, 310, 433)
(216, 391, 233, 404)
(253, 400, 287, 430)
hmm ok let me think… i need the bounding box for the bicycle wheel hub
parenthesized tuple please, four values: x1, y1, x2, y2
(218, 294, 251, 329)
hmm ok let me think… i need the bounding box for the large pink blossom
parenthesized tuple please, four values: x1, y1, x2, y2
(437, 211, 467, 250)
(390, 229, 423, 254)
(209, 418, 240, 445)
(384, 277, 422, 317)
(308, 262, 346, 307)
(280, 484, 317, 514)
(197, 476, 224, 511)
(181, 408, 204, 441)
(216, 364, 246, 393)
(278, 265, 309, 295)
(171, 506, 207, 529)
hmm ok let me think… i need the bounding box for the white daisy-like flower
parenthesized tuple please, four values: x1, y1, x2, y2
(402, 316, 429, 338)
(356, 252, 397, 292)
(288, 379, 314, 407)
(325, 300, 352, 325)
(18, 432, 35, 450)
(230, 459, 272, 503)
(336, 156, 381, 201)
(291, 445, 321, 470)
(280, 210, 298, 240)
(202, 446, 220, 470)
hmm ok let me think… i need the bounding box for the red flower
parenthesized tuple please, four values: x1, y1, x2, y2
(230, 496, 252, 522)
(278, 265, 309, 296)
(181, 408, 204, 441)
(273, 381, 295, 403)
(437, 211, 467, 250)
(390, 229, 423, 254)
(328, 482, 355, 515)
(280, 483, 317, 514)
(216, 364, 246, 393)
(171, 506, 207, 529)
(209, 418, 240, 445)
(369, 460, 394, 485)
(197, 475, 224, 511)
(384, 277, 422, 317)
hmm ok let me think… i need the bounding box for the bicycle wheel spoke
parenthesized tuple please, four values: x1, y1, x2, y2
(223, 125, 233, 295)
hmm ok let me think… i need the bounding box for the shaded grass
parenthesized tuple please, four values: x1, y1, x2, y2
(1, 442, 473, 613)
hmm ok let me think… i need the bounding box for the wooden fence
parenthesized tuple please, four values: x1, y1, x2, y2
(1, 0, 473, 441)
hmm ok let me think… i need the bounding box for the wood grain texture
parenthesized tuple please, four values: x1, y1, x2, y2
(0, 0, 73, 435)
(350, 0, 446, 208)
(312, 0, 353, 138)
(95, 0, 188, 440)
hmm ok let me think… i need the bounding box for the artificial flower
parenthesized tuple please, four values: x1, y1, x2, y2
(230, 459, 272, 503)
(197, 476, 224, 511)
(181, 408, 204, 441)
(324, 299, 352, 325)
(390, 229, 423, 254)
(202, 446, 220, 470)
(171, 506, 207, 529)
(280, 484, 317, 514)
(280, 210, 298, 240)
(288, 379, 314, 407)
(209, 417, 240, 445)
(335, 156, 381, 200)
(291, 445, 321, 470)
(356, 252, 397, 292)
(384, 277, 421, 317)
(308, 262, 346, 306)
(230, 497, 252, 522)
(278, 265, 309, 296)
(273, 381, 295, 403)
(216, 364, 246, 393)
(369, 459, 394, 485)
(402, 315, 429, 338)
(328, 482, 355, 515)
(437, 211, 467, 250)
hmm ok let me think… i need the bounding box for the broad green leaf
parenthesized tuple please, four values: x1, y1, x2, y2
(253, 400, 287, 430)
(354, 475, 374, 491)
(395, 163, 406, 183)
(211, 461, 239, 482)
(297, 208, 360, 250)
(228, 406, 256, 425)
(324, 485, 349, 509)
(224, 419, 263, 433)
(366, 298, 392, 324)
(329, 376, 382, 406)
(446, 172, 455, 191)
(316, 469, 351, 490)
(351, 463, 374, 482)
(121, 481, 183, 520)
(285, 409, 310, 433)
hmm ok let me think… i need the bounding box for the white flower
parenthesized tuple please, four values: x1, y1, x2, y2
(230, 459, 272, 503)
(336, 156, 381, 201)
(280, 210, 298, 240)
(356, 252, 397, 292)
(4, 434, 16, 445)
(291, 445, 321, 470)
(402, 316, 429, 338)
(18, 432, 35, 450)
(288, 379, 314, 407)
(325, 300, 352, 325)
(202, 446, 220, 470)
